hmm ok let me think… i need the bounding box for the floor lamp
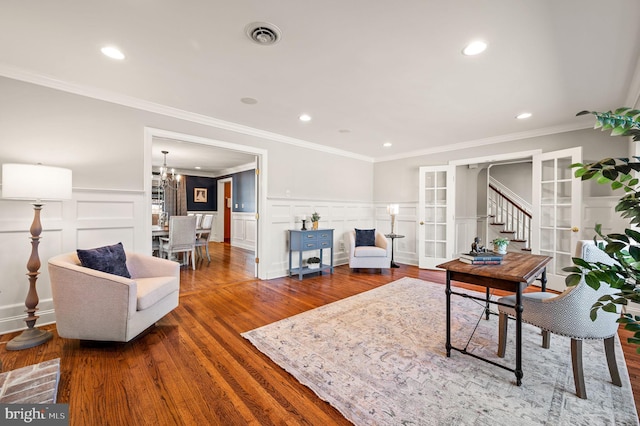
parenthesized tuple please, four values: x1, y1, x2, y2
(2, 163, 72, 350)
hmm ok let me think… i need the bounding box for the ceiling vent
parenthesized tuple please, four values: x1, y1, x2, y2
(245, 22, 281, 46)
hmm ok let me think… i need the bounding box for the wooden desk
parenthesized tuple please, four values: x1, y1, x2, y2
(437, 252, 552, 385)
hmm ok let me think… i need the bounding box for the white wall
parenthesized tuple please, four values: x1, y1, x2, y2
(373, 128, 628, 203)
(0, 76, 374, 333)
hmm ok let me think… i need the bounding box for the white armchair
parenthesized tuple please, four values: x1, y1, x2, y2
(496, 240, 622, 399)
(48, 251, 180, 342)
(348, 229, 392, 271)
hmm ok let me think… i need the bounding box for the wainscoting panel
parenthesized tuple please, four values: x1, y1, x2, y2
(77, 200, 135, 219)
(455, 217, 478, 257)
(231, 212, 256, 251)
(76, 227, 136, 250)
(0, 188, 146, 335)
(264, 199, 420, 279)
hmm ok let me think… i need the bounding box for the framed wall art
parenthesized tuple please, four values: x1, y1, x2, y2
(194, 188, 207, 203)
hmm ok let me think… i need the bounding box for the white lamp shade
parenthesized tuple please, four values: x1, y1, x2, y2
(2, 163, 73, 201)
(387, 204, 399, 215)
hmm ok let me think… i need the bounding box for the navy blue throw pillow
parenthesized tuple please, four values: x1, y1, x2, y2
(355, 229, 376, 247)
(77, 242, 131, 278)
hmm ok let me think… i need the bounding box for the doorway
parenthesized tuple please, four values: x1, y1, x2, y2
(144, 127, 268, 279)
(217, 178, 233, 244)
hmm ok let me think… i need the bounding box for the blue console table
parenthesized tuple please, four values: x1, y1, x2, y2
(288, 229, 334, 280)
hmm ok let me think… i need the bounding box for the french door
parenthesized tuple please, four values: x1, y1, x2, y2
(418, 165, 456, 269)
(531, 147, 582, 291)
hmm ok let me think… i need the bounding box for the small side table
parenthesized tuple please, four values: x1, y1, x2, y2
(384, 233, 405, 268)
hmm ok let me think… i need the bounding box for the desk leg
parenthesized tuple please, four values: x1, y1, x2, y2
(445, 271, 452, 357)
(515, 287, 523, 386)
(540, 268, 547, 292)
(485, 288, 490, 320)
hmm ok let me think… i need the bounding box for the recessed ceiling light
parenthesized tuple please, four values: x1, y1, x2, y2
(462, 41, 487, 56)
(195, 166, 202, 170)
(241, 97, 258, 105)
(338, 129, 351, 133)
(101, 46, 125, 60)
(299, 114, 312, 122)
(516, 112, 532, 120)
(383, 142, 393, 148)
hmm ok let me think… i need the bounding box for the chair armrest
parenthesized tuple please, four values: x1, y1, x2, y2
(348, 231, 356, 257)
(375, 232, 390, 256)
(126, 252, 180, 279)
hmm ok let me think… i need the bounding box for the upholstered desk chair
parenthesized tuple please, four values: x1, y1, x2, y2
(195, 214, 214, 262)
(159, 215, 197, 270)
(496, 240, 622, 399)
(48, 251, 179, 342)
(348, 229, 392, 271)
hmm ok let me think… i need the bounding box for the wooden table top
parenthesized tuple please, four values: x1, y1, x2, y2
(437, 252, 553, 285)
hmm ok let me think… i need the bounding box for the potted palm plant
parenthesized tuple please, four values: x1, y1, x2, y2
(564, 107, 640, 353)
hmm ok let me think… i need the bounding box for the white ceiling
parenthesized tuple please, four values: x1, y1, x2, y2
(2, 1, 640, 165)
(152, 137, 255, 175)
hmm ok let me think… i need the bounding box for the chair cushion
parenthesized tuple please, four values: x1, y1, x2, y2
(354, 246, 387, 257)
(497, 292, 558, 316)
(76, 242, 131, 278)
(355, 229, 376, 247)
(136, 276, 179, 310)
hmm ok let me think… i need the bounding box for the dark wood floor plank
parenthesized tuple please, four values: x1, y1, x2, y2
(0, 241, 637, 425)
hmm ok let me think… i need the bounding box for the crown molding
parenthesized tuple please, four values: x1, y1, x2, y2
(374, 122, 592, 163)
(0, 65, 375, 163)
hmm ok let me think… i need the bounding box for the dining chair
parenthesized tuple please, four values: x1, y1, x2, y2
(496, 240, 622, 399)
(195, 214, 214, 262)
(159, 215, 197, 270)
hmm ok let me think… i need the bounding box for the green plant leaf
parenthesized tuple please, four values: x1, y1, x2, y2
(565, 274, 582, 287)
(605, 242, 626, 254)
(585, 274, 601, 290)
(607, 233, 629, 242)
(625, 229, 640, 242)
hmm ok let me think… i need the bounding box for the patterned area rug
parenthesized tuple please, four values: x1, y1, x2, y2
(242, 277, 639, 425)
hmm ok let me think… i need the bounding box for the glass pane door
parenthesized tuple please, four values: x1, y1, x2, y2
(532, 147, 582, 291)
(418, 165, 455, 269)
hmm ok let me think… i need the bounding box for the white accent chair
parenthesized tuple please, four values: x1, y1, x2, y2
(48, 252, 180, 342)
(159, 215, 197, 270)
(348, 229, 392, 271)
(496, 240, 622, 399)
(195, 214, 214, 262)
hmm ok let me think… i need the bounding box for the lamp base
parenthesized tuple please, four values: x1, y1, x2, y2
(6, 327, 53, 351)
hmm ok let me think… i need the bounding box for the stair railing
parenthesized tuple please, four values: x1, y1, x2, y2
(488, 183, 532, 246)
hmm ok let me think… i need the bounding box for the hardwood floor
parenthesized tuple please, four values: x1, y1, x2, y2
(1, 243, 638, 425)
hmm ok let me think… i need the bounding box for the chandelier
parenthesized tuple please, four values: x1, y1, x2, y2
(159, 150, 181, 190)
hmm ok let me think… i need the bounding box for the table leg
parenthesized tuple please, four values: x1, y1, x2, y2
(515, 287, 523, 386)
(540, 268, 547, 292)
(485, 288, 490, 320)
(445, 271, 452, 357)
(298, 250, 303, 280)
(390, 237, 400, 268)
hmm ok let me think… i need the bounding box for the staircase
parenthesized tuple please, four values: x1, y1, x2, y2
(487, 180, 532, 252)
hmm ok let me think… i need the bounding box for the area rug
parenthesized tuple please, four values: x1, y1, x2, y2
(242, 277, 639, 425)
